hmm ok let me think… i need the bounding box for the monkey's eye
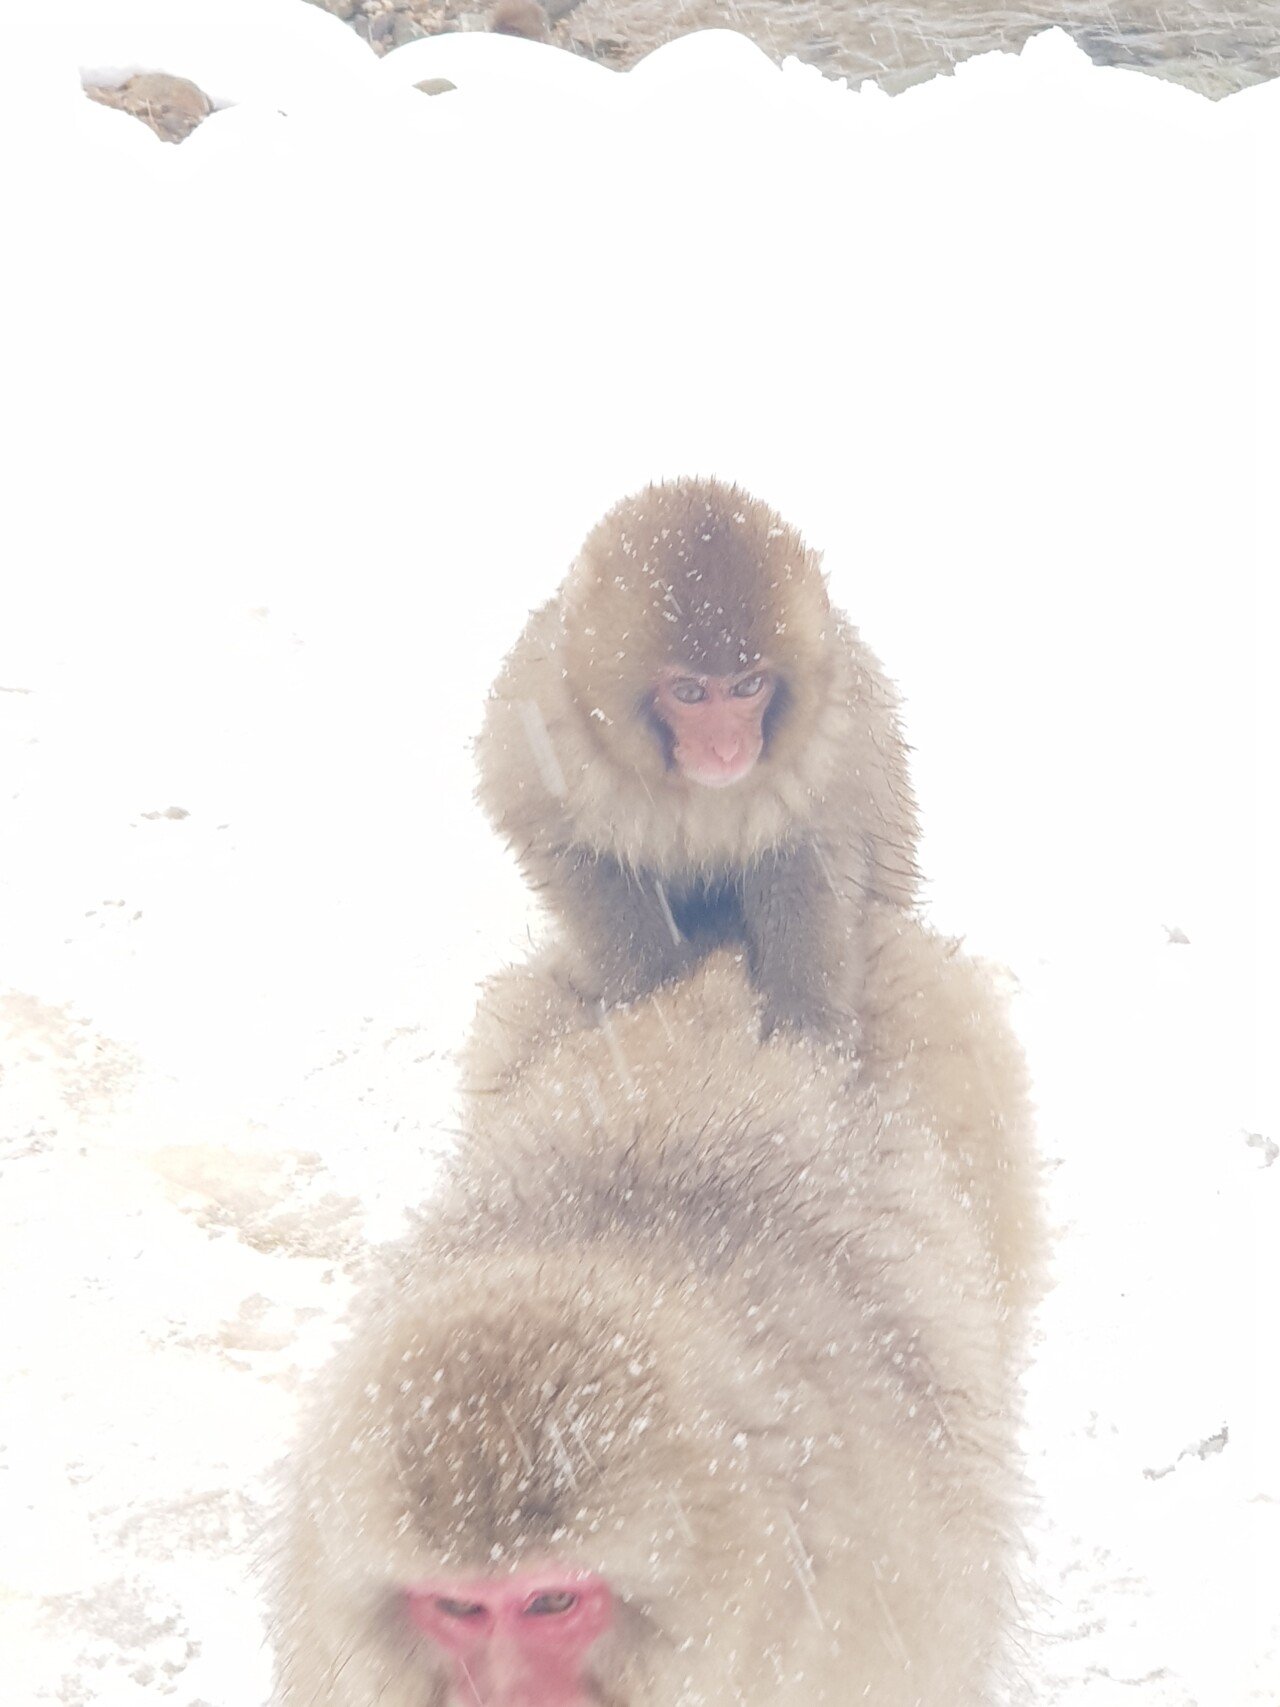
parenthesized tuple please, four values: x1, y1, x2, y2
(435, 1597, 487, 1619)
(731, 673, 766, 698)
(670, 680, 708, 705)
(525, 1592, 578, 1616)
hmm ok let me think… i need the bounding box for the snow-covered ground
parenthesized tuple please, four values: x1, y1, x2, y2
(1, 6, 1275, 1702)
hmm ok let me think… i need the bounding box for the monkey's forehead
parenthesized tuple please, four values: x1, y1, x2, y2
(617, 589, 784, 675)
(580, 547, 808, 669)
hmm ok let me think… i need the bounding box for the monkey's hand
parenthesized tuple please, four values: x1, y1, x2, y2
(743, 843, 864, 1049)
(555, 848, 703, 1011)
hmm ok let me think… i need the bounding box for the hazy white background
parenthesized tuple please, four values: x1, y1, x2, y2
(0, 6, 1275, 1702)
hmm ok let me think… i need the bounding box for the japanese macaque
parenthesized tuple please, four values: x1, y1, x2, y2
(474, 477, 920, 1042)
(462, 915, 1043, 1355)
(272, 944, 1043, 1707)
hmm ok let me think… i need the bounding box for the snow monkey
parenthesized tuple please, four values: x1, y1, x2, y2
(475, 477, 920, 1042)
(272, 947, 1043, 1707)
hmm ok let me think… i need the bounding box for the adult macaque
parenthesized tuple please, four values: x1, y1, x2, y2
(475, 477, 919, 1041)
(463, 913, 1043, 1360)
(273, 949, 1041, 1706)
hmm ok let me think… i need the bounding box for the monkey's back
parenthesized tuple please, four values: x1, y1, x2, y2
(451, 945, 1014, 1377)
(446, 954, 1032, 1691)
(278, 949, 1040, 1707)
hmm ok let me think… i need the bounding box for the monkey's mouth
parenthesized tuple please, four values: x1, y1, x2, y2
(682, 755, 758, 789)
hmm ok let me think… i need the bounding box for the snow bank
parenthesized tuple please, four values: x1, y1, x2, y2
(0, 11, 1274, 1705)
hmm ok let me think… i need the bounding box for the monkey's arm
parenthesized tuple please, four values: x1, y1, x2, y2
(741, 841, 865, 1041)
(551, 848, 701, 1009)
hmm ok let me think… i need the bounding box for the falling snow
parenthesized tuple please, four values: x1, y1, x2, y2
(0, 5, 1275, 1706)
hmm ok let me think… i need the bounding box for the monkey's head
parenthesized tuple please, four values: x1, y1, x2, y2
(310, 1254, 801, 1707)
(564, 478, 837, 799)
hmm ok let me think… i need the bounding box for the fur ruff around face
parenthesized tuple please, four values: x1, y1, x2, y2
(476, 478, 910, 879)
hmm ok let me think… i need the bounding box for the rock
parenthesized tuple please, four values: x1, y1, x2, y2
(491, 0, 551, 41)
(390, 12, 430, 45)
(83, 72, 212, 144)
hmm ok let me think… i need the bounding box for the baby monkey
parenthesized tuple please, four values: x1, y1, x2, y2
(476, 477, 919, 1039)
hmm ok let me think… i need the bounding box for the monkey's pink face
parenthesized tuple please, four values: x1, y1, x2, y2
(652, 666, 777, 789)
(406, 1569, 612, 1707)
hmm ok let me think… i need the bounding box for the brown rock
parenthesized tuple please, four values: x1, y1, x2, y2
(490, 0, 551, 40)
(83, 72, 213, 144)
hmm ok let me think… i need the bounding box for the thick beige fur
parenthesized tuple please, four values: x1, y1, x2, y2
(274, 941, 1043, 1707)
(473, 478, 920, 1034)
(463, 910, 1043, 1357)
